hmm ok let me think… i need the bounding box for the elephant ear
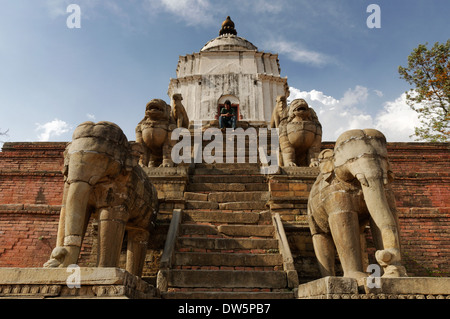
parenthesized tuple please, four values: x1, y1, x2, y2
(318, 149, 334, 183)
(62, 143, 71, 178)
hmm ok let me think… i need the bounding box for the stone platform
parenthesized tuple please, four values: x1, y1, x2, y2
(0, 267, 159, 299)
(297, 276, 450, 299)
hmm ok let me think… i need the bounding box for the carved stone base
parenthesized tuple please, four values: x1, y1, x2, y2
(297, 276, 450, 299)
(0, 267, 159, 299)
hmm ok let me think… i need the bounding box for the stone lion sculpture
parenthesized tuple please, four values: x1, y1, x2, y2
(135, 99, 177, 168)
(279, 98, 322, 167)
(171, 93, 189, 129)
(270, 95, 289, 129)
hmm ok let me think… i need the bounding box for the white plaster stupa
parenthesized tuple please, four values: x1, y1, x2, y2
(167, 16, 289, 127)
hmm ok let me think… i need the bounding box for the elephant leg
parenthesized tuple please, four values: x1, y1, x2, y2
(126, 229, 149, 277)
(61, 181, 92, 267)
(328, 211, 367, 279)
(56, 182, 70, 248)
(97, 206, 128, 268)
(312, 233, 336, 277)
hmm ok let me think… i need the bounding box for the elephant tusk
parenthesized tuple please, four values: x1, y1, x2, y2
(355, 173, 369, 187)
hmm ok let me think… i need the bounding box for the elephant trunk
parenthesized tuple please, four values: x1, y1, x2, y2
(360, 176, 406, 275)
(61, 181, 92, 267)
(361, 177, 399, 250)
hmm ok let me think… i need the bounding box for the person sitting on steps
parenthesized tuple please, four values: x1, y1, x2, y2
(219, 100, 236, 131)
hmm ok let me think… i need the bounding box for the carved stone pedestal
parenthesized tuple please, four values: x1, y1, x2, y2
(0, 267, 159, 299)
(297, 276, 450, 299)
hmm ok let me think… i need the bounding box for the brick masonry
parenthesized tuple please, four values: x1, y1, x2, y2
(0, 141, 449, 278)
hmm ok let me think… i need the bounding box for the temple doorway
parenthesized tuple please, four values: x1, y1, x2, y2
(217, 95, 240, 120)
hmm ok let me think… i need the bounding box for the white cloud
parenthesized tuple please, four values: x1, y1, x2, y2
(374, 89, 384, 97)
(35, 119, 71, 141)
(265, 40, 332, 66)
(374, 93, 421, 142)
(288, 86, 420, 142)
(340, 85, 368, 107)
(86, 113, 96, 120)
(145, 0, 215, 26)
(45, 0, 70, 18)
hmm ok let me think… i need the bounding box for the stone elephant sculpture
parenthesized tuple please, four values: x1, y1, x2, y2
(279, 98, 322, 167)
(307, 129, 407, 279)
(44, 121, 158, 277)
(135, 99, 177, 168)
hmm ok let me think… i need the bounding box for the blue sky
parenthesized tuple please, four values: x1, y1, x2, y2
(0, 0, 449, 145)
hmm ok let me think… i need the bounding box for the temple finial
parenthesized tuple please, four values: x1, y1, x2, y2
(219, 16, 237, 36)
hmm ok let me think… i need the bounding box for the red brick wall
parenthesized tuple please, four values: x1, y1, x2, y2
(388, 143, 449, 276)
(0, 142, 96, 267)
(0, 141, 449, 277)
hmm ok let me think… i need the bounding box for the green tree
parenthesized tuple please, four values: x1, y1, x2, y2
(398, 40, 450, 142)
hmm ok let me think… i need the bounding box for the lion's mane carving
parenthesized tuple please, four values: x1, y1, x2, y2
(135, 99, 176, 168)
(279, 98, 322, 167)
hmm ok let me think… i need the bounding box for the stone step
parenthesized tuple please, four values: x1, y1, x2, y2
(184, 192, 209, 201)
(173, 252, 283, 267)
(186, 182, 268, 192)
(182, 210, 270, 224)
(185, 200, 219, 210)
(180, 224, 274, 238)
(218, 224, 274, 237)
(191, 168, 262, 175)
(161, 291, 294, 299)
(195, 163, 261, 169)
(208, 191, 269, 203)
(167, 270, 287, 289)
(190, 175, 267, 184)
(177, 237, 279, 251)
(183, 191, 269, 203)
(218, 201, 268, 210)
(185, 200, 268, 210)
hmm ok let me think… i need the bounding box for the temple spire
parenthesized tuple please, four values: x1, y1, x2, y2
(219, 16, 237, 36)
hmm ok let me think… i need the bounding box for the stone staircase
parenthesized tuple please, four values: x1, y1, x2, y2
(157, 161, 298, 299)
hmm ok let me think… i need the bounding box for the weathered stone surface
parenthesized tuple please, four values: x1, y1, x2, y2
(218, 201, 268, 210)
(162, 291, 294, 299)
(168, 270, 287, 288)
(184, 192, 208, 201)
(278, 99, 322, 167)
(177, 237, 279, 250)
(174, 252, 282, 267)
(43, 121, 158, 278)
(187, 182, 247, 192)
(308, 129, 407, 280)
(135, 99, 176, 168)
(218, 225, 274, 237)
(185, 200, 219, 210)
(208, 191, 269, 203)
(183, 210, 261, 224)
(298, 276, 450, 299)
(361, 277, 450, 295)
(190, 175, 266, 184)
(297, 276, 358, 299)
(0, 267, 159, 299)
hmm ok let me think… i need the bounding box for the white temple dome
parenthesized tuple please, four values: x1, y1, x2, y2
(201, 34, 257, 52)
(168, 16, 289, 124)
